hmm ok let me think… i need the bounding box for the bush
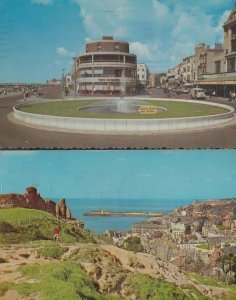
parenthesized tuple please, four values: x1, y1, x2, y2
(37, 244, 68, 259)
(121, 237, 144, 252)
(0, 221, 17, 233)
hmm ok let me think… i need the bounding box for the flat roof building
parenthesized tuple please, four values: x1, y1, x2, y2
(74, 36, 137, 96)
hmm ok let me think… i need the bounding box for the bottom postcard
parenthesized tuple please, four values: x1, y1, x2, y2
(0, 150, 235, 300)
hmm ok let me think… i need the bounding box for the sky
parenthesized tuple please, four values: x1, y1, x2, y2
(0, 0, 234, 83)
(0, 150, 236, 201)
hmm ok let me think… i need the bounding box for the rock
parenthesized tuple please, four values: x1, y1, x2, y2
(56, 199, 67, 219)
(0, 187, 73, 220)
(66, 207, 72, 219)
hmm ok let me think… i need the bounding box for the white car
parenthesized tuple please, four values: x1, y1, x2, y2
(190, 88, 206, 100)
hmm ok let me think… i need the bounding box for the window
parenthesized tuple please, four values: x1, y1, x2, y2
(115, 44, 119, 51)
(97, 44, 102, 51)
(227, 57, 235, 72)
(215, 61, 221, 73)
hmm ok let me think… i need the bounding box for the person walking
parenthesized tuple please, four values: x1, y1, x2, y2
(53, 225, 60, 242)
(229, 90, 232, 101)
(231, 91, 236, 101)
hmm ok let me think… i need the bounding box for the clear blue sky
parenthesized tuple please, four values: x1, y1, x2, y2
(0, 150, 236, 201)
(0, 0, 234, 83)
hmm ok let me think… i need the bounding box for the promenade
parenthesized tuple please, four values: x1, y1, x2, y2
(0, 86, 236, 149)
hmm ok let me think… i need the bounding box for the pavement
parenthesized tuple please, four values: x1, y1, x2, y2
(0, 86, 236, 149)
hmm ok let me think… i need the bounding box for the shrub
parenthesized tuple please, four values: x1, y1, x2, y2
(0, 221, 17, 233)
(37, 244, 68, 259)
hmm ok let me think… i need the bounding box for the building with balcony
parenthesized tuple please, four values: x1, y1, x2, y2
(74, 36, 137, 96)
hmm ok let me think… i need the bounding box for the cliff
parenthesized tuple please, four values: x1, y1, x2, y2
(0, 187, 73, 220)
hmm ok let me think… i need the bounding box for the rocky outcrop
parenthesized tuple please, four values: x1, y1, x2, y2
(0, 187, 73, 220)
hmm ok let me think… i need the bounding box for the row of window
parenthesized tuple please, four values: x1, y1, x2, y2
(79, 54, 136, 64)
(79, 67, 136, 78)
(86, 44, 129, 53)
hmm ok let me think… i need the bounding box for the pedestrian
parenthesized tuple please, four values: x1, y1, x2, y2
(212, 90, 216, 97)
(231, 91, 236, 101)
(53, 224, 60, 242)
(23, 93, 26, 101)
(229, 90, 232, 101)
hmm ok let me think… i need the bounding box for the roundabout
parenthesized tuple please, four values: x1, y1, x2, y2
(12, 97, 234, 134)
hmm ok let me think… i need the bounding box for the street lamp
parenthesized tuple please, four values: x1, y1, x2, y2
(73, 57, 77, 98)
(62, 68, 65, 94)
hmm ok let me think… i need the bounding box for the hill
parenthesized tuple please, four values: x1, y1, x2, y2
(0, 187, 72, 220)
(0, 208, 236, 299)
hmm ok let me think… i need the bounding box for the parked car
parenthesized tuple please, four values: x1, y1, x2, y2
(190, 88, 206, 100)
(179, 88, 189, 94)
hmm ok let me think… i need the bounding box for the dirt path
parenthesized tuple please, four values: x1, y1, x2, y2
(0, 244, 232, 300)
(101, 244, 228, 299)
(0, 246, 48, 300)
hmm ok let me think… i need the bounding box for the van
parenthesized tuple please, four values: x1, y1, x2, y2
(190, 88, 206, 100)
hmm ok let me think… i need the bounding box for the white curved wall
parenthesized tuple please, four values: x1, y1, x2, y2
(13, 98, 235, 134)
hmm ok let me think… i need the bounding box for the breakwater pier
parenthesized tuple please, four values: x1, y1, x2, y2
(83, 210, 163, 217)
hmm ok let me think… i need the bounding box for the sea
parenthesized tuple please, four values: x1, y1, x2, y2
(55, 197, 199, 233)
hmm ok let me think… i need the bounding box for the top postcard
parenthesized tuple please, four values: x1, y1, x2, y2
(0, 0, 236, 149)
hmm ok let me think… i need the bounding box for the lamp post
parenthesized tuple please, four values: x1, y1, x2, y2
(62, 68, 65, 95)
(73, 57, 77, 98)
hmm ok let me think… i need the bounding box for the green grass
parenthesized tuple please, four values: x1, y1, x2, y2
(196, 243, 211, 250)
(190, 273, 236, 300)
(19, 99, 230, 119)
(0, 282, 12, 297)
(0, 207, 55, 225)
(126, 273, 208, 300)
(10, 262, 122, 300)
(37, 243, 68, 259)
(0, 208, 101, 245)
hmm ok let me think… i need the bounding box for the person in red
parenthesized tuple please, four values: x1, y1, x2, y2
(53, 225, 60, 242)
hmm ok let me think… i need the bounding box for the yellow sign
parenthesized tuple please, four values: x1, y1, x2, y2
(138, 105, 158, 114)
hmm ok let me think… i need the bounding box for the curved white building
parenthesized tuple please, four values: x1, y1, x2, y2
(74, 36, 137, 96)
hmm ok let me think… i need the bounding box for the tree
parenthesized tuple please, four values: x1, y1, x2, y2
(122, 237, 144, 253)
(217, 253, 236, 284)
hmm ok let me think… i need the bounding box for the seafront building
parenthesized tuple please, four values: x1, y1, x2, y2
(74, 36, 137, 96)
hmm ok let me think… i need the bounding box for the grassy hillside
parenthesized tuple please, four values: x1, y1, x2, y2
(1, 208, 236, 300)
(0, 207, 55, 224)
(0, 207, 104, 244)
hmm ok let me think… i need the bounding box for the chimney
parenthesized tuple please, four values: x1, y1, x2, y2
(103, 36, 113, 40)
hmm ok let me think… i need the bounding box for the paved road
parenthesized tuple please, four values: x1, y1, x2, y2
(0, 86, 236, 149)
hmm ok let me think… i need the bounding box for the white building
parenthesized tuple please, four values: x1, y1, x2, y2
(137, 63, 150, 86)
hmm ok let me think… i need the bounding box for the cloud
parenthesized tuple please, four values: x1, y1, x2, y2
(56, 47, 75, 57)
(130, 42, 152, 62)
(31, 0, 54, 5)
(72, 0, 233, 73)
(73, 0, 131, 39)
(152, 0, 169, 19)
(215, 10, 231, 41)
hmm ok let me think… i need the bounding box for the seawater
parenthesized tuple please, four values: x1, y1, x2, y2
(55, 198, 196, 233)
